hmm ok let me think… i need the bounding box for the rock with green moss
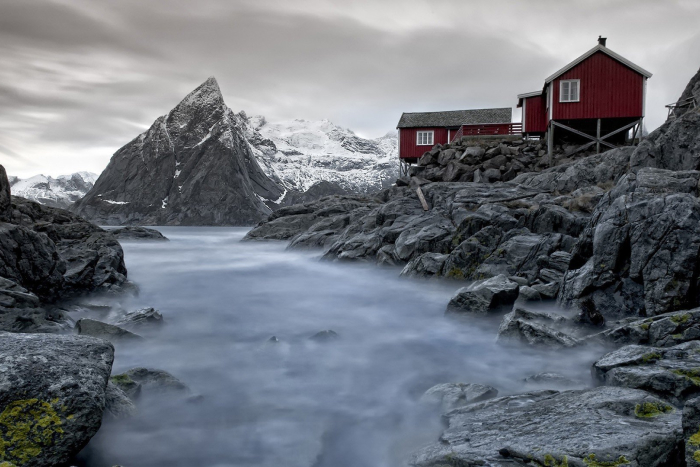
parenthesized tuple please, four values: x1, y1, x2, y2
(0, 332, 114, 466)
(683, 396, 700, 466)
(122, 368, 189, 395)
(593, 341, 700, 405)
(601, 308, 700, 348)
(411, 387, 683, 467)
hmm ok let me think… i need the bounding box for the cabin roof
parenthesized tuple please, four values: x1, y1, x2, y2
(544, 44, 653, 84)
(396, 108, 512, 129)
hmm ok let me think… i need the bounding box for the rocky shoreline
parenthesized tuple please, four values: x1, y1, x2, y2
(243, 68, 700, 466)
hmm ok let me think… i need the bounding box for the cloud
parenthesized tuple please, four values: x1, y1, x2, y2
(1, 0, 699, 177)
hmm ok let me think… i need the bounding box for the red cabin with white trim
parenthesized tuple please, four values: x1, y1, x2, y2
(396, 108, 512, 161)
(518, 37, 652, 153)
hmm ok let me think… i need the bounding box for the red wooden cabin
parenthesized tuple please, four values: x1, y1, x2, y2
(396, 108, 512, 162)
(518, 37, 652, 155)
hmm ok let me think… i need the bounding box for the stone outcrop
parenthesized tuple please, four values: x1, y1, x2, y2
(0, 332, 114, 466)
(72, 77, 283, 226)
(109, 226, 168, 241)
(593, 341, 700, 405)
(421, 383, 498, 412)
(446, 275, 519, 315)
(411, 386, 683, 467)
(0, 164, 130, 333)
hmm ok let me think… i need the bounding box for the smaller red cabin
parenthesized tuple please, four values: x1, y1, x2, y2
(396, 108, 512, 161)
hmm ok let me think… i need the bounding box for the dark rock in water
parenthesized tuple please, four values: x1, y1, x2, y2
(497, 307, 581, 349)
(309, 330, 339, 342)
(683, 395, 700, 467)
(244, 195, 376, 241)
(113, 307, 163, 329)
(411, 386, 683, 467)
(110, 226, 168, 241)
(446, 274, 519, 315)
(522, 372, 580, 389)
(76, 318, 141, 342)
(400, 252, 447, 278)
(109, 374, 142, 399)
(122, 368, 189, 394)
(593, 341, 700, 405)
(0, 332, 114, 467)
(72, 77, 283, 226)
(268, 336, 280, 343)
(104, 382, 137, 419)
(421, 383, 498, 412)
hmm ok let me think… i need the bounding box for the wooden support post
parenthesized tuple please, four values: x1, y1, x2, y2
(547, 123, 554, 164)
(416, 187, 429, 211)
(596, 119, 601, 154)
(638, 118, 644, 143)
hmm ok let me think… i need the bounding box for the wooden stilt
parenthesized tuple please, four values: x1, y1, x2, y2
(596, 119, 601, 154)
(416, 187, 429, 211)
(547, 123, 554, 164)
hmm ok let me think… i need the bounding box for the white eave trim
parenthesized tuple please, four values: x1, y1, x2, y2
(517, 91, 543, 99)
(544, 44, 653, 84)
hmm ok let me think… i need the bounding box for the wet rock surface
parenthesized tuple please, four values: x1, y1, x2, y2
(411, 387, 683, 467)
(421, 383, 498, 412)
(0, 332, 114, 466)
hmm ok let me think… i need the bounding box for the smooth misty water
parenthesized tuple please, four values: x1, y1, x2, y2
(76, 227, 602, 467)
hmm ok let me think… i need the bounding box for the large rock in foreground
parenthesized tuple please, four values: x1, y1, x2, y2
(412, 386, 683, 467)
(0, 332, 114, 466)
(72, 77, 283, 226)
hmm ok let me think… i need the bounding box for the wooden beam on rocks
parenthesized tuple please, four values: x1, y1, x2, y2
(416, 187, 429, 211)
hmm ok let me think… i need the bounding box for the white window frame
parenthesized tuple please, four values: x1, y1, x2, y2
(416, 130, 434, 146)
(560, 79, 580, 103)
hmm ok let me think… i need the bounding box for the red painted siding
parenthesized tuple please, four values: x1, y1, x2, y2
(523, 95, 547, 133)
(552, 51, 644, 120)
(399, 127, 449, 159)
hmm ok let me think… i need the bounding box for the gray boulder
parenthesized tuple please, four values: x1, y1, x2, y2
(400, 252, 447, 278)
(0, 332, 114, 466)
(421, 383, 498, 412)
(120, 368, 189, 395)
(497, 307, 581, 349)
(113, 307, 164, 329)
(523, 372, 580, 389)
(109, 374, 142, 399)
(104, 382, 137, 419)
(76, 318, 141, 342)
(446, 274, 519, 315)
(411, 386, 683, 467)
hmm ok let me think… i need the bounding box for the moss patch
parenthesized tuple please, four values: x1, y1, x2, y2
(543, 453, 569, 467)
(634, 401, 674, 418)
(694, 450, 700, 463)
(672, 369, 700, 386)
(688, 428, 700, 447)
(0, 399, 64, 465)
(671, 313, 691, 324)
(445, 268, 465, 280)
(582, 454, 630, 466)
(641, 352, 662, 364)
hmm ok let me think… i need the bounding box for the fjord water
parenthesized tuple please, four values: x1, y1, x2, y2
(78, 227, 599, 467)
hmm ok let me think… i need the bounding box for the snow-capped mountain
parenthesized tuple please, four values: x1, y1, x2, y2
(9, 172, 97, 209)
(239, 113, 398, 195)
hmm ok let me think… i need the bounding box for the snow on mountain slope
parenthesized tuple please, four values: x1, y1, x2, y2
(239, 113, 398, 194)
(9, 172, 97, 209)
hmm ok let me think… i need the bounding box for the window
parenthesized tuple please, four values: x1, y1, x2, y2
(416, 131, 434, 145)
(560, 79, 580, 102)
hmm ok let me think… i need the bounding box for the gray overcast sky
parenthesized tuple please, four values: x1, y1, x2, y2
(1, 0, 699, 177)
